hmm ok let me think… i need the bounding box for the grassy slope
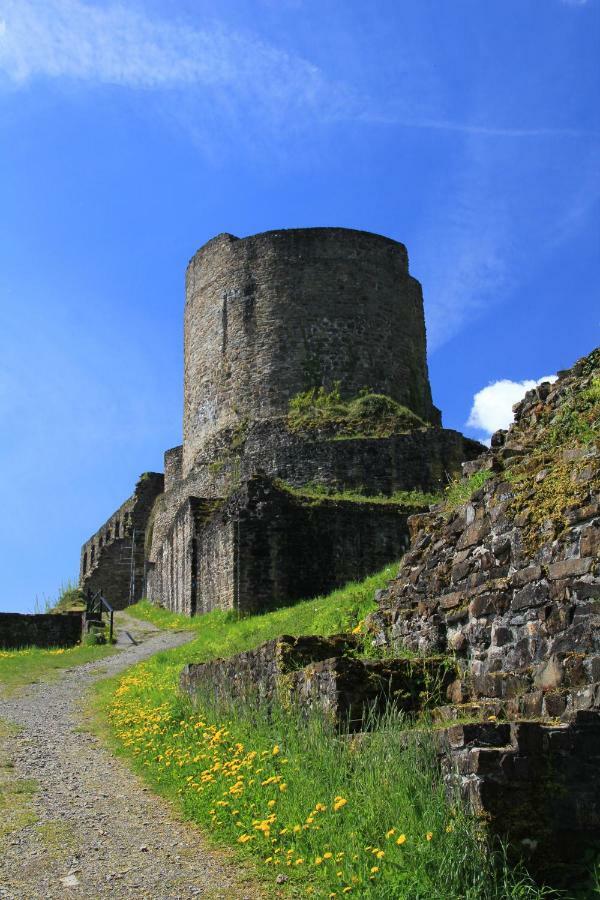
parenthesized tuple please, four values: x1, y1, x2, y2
(99, 567, 552, 899)
(125, 563, 397, 662)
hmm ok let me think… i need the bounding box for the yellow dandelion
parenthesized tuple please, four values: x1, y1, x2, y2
(333, 797, 348, 812)
(370, 866, 379, 874)
(426, 831, 433, 841)
(385, 828, 395, 839)
(396, 834, 407, 846)
(272, 745, 280, 756)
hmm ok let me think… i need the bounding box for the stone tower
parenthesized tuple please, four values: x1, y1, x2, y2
(183, 229, 440, 476)
(80, 228, 482, 615)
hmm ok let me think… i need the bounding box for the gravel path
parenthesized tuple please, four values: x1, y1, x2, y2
(0, 615, 260, 900)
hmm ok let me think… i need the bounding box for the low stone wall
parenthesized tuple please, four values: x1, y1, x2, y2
(0, 612, 83, 649)
(180, 633, 454, 728)
(180, 634, 360, 707)
(438, 711, 600, 880)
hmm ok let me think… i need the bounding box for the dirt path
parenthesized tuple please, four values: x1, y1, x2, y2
(0, 615, 259, 900)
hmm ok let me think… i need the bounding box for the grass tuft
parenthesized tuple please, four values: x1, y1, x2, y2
(288, 384, 427, 438)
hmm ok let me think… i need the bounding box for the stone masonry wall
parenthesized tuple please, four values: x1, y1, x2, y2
(0, 612, 83, 649)
(369, 349, 600, 723)
(80, 473, 164, 609)
(183, 228, 440, 476)
(146, 425, 482, 577)
(147, 476, 413, 616)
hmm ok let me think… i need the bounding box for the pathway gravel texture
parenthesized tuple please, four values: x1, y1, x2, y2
(0, 615, 260, 900)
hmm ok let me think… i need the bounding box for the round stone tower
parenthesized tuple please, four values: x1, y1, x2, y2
(183, 227, 439, 477)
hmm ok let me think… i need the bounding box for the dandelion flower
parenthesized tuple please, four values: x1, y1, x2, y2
(385, 828, 395, 839)
(426, 831, 433, 841)
(396, 834, 406, 846)
(333, 797, 347, 812)
(370, 866, 379, 874)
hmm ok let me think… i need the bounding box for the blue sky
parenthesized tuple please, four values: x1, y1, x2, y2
(0, 0, 598, 613)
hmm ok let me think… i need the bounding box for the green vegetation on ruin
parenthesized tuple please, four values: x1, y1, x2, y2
(49, 579, 85, 613)
(288, 383, 428, 438)
(443, 468, 494, 511)
(97, 572, 551, 899)
(507, 360, 600, 554)
(278, 480, 441, 509)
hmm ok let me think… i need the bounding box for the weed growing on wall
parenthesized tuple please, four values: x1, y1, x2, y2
(444, 469, 493, 511)
(288, 384, 427, 438)
(279, 481, 441, 509)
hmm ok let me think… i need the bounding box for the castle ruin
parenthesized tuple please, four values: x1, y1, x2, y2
(80, 228, 481, 614)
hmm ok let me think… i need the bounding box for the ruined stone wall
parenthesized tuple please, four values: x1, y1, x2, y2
(369, 349, 600, 723)
(234, 477, 411, 614)
(183, 228, 440, 476)
(80, 473, 164, 609)
(146, 425, 482, 577)
(0, 612, 83, 649)
(147, 476, 412, 616)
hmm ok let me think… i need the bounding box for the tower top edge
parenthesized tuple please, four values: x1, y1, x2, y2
(186, 227, 408, 270)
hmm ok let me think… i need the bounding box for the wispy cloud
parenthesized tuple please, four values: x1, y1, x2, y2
(0, 0, 355, 122)
(1, 0, 595, 140)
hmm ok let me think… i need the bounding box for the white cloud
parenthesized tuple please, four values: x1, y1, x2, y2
(0, 0, 353, 122)
(467, 374, 558, 439)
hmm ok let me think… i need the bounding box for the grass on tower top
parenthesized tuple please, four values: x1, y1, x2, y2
(288, 384, 428, 438)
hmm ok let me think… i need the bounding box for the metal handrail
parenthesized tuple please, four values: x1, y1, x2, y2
(85, 589, 115, 643)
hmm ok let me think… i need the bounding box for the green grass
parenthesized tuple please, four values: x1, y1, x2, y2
(125, 563, 398, 661)
(278, 481, 441, 509)
(288, 384, 428, 438)
(444, 469, 493, 510)
(98, 661, 551, 899)
(103, 569, 557, 898)
(0, 719, 38, 847)
(0, 644, 118, 696)
(51, 579, 85, 613)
